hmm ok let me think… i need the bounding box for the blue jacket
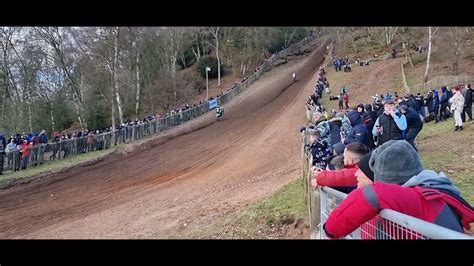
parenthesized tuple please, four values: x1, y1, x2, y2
(344, 110, 369, 146)
(404, 107, 423, 129)
(440, 87, 449, 104)
(39, 133, 48, 144)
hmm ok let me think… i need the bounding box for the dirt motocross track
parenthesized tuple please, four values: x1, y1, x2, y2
(0, 39, 330, 239)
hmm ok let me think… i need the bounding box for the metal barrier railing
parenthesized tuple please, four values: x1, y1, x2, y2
(303, 132, 473, 239)
(2, 32, 325, 176)
(318, 186, 474, 239)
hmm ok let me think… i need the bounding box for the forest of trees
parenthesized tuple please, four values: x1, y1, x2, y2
(0, 27, 313, 136)
(1, 27, 471, 137)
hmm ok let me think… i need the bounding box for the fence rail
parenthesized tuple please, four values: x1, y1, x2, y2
(319, 186, 474, 239)
(301, 134, 473, 239)
(1, 32, 325, 177)
(411, 75, 474, 94)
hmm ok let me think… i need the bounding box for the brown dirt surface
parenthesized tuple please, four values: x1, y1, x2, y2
(0, 38, 331, 239)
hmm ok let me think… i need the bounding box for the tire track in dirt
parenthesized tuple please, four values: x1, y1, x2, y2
(0, 38, 330, 239)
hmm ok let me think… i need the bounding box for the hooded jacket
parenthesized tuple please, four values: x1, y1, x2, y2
(344, 110, 368, 146)
(323, 170, 474, 239)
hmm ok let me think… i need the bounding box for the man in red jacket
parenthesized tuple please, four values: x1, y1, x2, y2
(323, 140, 474, 239)
(311, 142, 368, 191)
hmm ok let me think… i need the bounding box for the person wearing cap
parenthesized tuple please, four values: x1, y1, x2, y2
(449, 85, 465, 131)
(355, 151, 375, 188)
(399, 104, 423, 151)
(312, 142, 368, 194)
(372, 98, 407, 147)
(322, 140, 474, 239)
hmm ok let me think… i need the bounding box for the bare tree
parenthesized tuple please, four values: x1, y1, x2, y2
(423, 27, 439, 83)
(35, 27, 88, 130)
(397, 27, 421, 68)
(189, 27, 205, 62)
(128, 27, 144, 120)
(372, 27, 398, 48)
(163, 27, 185, 101)
(385, 27, 398, 47)
(208, 27, 221, 86)
(37, 52, 64, 132)
(112, 27, 124, 126)
(441, 27, 473, 75)
(0, 27, 16, 127)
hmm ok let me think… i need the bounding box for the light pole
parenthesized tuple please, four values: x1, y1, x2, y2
(205, 66, 211, 100)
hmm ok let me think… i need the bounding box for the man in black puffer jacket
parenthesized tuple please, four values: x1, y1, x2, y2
(462, 84, 472, 122)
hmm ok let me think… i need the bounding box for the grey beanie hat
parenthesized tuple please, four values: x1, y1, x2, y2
(369, 140, 424, 185)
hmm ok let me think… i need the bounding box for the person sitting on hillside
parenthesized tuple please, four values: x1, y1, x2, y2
(344, 62, 352, 72)
(329, 95, 339, 101)
(322, 140, 474, 239)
